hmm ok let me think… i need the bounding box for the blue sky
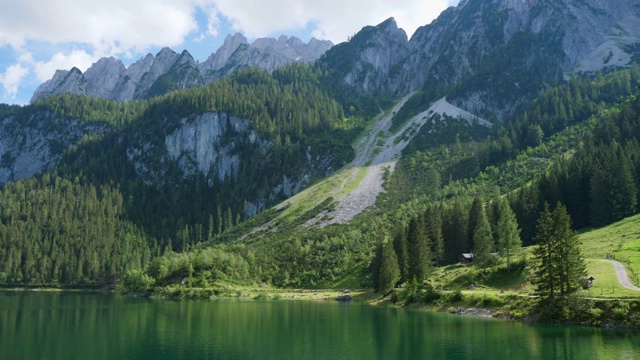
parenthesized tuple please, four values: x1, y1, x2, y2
(0, 0, 458, 105)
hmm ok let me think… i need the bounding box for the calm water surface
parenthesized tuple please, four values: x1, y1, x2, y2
(1, 291, 639, 360)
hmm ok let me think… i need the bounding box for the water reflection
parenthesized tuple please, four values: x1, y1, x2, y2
(0, 292, 639, 360)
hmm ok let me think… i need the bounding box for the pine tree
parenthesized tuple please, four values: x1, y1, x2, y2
(532, 203, 557, 299)
(392, 223, 410, 284)
(377, 240, 400, 294)
(369, 241, 383, 291)
(496, 198, 522, 270)
(407, 216, 431, 283)
(224, 207, 233, 232)
(533, 203, 586, 300)
(467, 197, 483, 251)
(426, 206, 444, 267)
(443, 200, 468, 264)
(552, 204, 587, 296)
(589, 167, 610, 226)
(472, 207, 493, 272)
(208, 214, 215, 241)
(216, 206, 223, 235)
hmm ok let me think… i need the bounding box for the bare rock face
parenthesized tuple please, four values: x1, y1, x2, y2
(133, 47, 180, 99)
(84, 57, 126, 98)
(199, 33, 249, 76)
(200, 34, 333, 82)
(32, 68, 87, 102)
(126, 111, 333, 217)
(124, 53, 155, 84)
(0, 112, 105, 185)
(319, 18, 412, 96)
(319, 0, 640, 120)
(31, 35, 333, 103)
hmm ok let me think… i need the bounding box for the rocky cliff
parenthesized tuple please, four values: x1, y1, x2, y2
(31, 35, 333, 103)
(0, 111, 105, 184)
(319, 0, 640, 120)
(126, 111, 343, 217)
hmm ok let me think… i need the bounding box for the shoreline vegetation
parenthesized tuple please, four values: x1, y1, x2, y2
(3, 70, 640, 333)
(119, 284, 640, 329)
(5, 278, 640, 330)
(5, 212, 640, 329)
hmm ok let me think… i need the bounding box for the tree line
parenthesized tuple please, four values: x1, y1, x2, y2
(370, 197, 522, 293)
(0, 173, 151, 285)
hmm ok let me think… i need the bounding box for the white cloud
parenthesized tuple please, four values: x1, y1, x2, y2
(33, 50, 100, 82)
(193, 3, 219, 42)
(0, 0, 458, 50)
(208, 0, 458, 43)
(205, 6, 221, 37)
(0, 0, 199, 51)
(0, 64, 29, 98)
(0, 0, 460, 104)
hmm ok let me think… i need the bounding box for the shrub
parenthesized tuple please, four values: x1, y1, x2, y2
(612, 302, 630, 321)
(423, 283, 442, 304)
(588, 308, 605, 326)
(447, 288, 464, 303)
(119, 270, 155, 293)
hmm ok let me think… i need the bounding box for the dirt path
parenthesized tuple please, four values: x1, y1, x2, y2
(604, 259, 640, 291)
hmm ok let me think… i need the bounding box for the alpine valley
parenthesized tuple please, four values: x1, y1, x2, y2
(2, 0, 640, 326)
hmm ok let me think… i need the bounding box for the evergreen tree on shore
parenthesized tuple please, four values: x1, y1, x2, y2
(407, 217, 431, 283)
(472, 206, 494, 272)
(376, 240, 400, 294)
(533, 203, 586, 300)
(392, 223, 410, 284)
(496, 198, 522, 270)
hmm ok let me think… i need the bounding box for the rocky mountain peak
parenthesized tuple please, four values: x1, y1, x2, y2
(318, 17, 410, 95)
(31, 68, 87, 102)
(320, 0, 640, 120)
(32, 33, 332, 103)
(84, 57, 125, 98)
(196, 33, 250, 75)
(378, 17, 398, 30)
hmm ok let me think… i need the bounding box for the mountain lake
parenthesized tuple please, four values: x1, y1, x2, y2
(1, 291, 639, 359)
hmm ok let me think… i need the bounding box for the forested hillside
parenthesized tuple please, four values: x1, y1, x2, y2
(130, 67, 640, 291)
(2, 0, 640, 290)
(2, 59, 640, 289)
(0, 64, 365, 285)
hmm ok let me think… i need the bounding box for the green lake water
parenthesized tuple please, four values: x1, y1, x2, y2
(1, 291, 639, 360)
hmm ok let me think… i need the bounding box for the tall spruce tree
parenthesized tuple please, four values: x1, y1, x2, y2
(552, 204, 587, 296)
(426, 206, 445, 267)
(369, 241, 383, 291)
(377, 240, 401, 294)
(467, 197, 484, 250)
(473, 207, 494, 272)
(407, 216, 431, 283)
(496, 198, 522, 270)
(533, 203, 586, 300)
(532, 203, 557, 299)
(392, 223, 410, 284)
(443, 200, 468, 263)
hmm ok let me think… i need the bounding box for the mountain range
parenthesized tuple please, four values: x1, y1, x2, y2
(1, 0, 640, 287)
(32, 0, 640, 120)
(31, 34, 333, 103)
(318, 0, 640, 119)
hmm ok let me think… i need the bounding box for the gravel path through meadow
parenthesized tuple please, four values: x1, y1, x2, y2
(604, 259, 640, 291)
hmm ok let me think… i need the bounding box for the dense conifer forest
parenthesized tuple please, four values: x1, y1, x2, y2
(1, 61, 640, 291)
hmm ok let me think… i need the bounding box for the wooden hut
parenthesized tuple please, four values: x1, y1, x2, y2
(460, 253, 474, 264)
(582, 276, 595, 289)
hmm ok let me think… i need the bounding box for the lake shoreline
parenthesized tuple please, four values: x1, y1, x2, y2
(4, 290, 639, 359)
(3, 285, 640, 329)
